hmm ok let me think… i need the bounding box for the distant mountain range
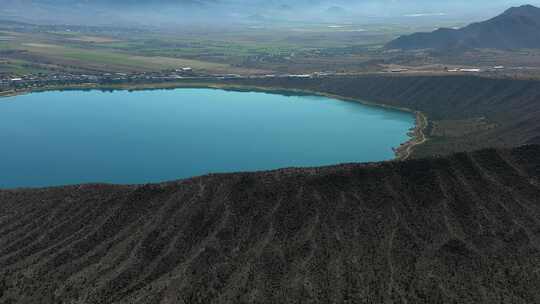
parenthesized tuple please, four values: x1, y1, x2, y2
(386, 5, 540, 50)
(0, 0, 347, 26)
(3, 1, 537, 27)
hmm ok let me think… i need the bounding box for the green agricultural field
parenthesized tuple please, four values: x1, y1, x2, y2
(0, 19, 412, 75)
(4, 19, 533, 77)
(8, 42, 264, 74)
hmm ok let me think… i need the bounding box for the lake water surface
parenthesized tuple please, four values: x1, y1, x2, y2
(0, 88, 414, 188)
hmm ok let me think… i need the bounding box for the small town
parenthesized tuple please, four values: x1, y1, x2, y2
(0, 65, 520, 93)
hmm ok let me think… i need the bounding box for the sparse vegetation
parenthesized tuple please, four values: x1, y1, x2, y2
(2, 145, 540, 303)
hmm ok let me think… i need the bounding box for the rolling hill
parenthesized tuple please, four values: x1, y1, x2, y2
(386, 5, 540, 50)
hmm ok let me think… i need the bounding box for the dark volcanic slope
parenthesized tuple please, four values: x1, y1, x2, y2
(2, 145, 540, 303)
(386, 5, 540, 50)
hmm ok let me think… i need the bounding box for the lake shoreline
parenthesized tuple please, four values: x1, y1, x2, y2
(0, 81, 428, 160)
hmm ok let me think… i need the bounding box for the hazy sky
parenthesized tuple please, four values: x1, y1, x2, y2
(1, 0, 540, 26)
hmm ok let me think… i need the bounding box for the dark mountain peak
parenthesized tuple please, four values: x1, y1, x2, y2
(387, 4, 540, 50)
(502, 4, 540, 17)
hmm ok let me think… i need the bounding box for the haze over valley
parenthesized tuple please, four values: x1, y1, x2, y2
(3, 1, 540, 78)
(3, 0, 540, 26)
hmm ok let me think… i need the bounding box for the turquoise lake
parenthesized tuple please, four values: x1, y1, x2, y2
(0, 88, 414, 188)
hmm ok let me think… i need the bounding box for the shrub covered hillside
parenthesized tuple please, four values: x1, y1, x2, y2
(1, 145, 540, 303)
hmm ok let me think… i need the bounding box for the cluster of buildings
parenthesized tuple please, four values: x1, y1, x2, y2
(0, 69, 346, 92)
(446, 66, 505, 73)
(384, 66, 508, 74)
(0, 68, 207, 91)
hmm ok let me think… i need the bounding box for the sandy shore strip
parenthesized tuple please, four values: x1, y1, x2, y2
(394, 111, 428, 160)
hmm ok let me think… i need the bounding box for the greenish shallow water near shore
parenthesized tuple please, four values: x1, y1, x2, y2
(0, 88, 414, 188)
